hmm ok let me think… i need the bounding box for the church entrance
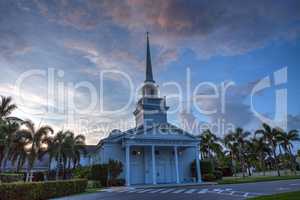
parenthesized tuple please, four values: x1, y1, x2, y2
(130, 147, 145, 185)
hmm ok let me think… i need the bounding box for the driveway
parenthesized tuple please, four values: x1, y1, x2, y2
(52, 179, 300, 200)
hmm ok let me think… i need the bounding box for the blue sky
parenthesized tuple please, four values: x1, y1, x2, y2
(0, 0, 300, 144)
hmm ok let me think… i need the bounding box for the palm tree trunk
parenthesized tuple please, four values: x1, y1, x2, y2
(273, 148, 281, 177)
(2, 152, 9, 172)
(288, 146, 296, 174)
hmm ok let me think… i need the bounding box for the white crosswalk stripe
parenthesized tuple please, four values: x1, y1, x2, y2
(198, 189, 208, 194)
(184, 189, 197, 194)
(104, 187, 265, 197)
(137, 189, 154, 193)
(160, 188, 176, 193)
(172, 189, 186, 193)
(149, 188, 165, 193)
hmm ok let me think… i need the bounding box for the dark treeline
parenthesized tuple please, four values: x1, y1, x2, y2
(0, 96, 86, 181)
(199, 125, 300, 177)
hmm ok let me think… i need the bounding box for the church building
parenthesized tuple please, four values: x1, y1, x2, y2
(93, 33, 201, 186)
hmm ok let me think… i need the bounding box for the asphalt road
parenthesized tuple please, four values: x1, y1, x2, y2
(53, 179, 300, 200)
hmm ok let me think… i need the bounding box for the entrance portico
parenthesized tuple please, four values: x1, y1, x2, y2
(124, 138, 201, 186)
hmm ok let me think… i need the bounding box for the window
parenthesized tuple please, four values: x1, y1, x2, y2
(132, 150, 137, 156)
(155, 150, 160, 155)
(150, 89, 154, 95)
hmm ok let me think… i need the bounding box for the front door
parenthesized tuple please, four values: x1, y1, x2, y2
(130, 147, 145, 185)
(157, 162, 167, 183)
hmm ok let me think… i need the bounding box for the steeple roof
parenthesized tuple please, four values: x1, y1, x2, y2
(145, 32, 155, 83)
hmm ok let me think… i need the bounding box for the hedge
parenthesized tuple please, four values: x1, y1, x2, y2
(0, 173, 24, 183)
(0, 179, 87, 200)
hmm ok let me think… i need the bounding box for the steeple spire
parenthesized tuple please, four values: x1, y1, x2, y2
(145, 32, 155, 83)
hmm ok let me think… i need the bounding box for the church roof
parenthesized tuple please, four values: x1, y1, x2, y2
(96, 122, 198, 148)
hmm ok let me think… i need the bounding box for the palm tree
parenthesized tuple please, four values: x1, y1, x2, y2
(224, 133, 239, 176)
(255, 123, 282, 176)
(0, 119, 22, 171)
(277, 129, 299, 173)
(8, 132, 30, 172)
(225, 128, 251, 178)
(0, 96, 18, 172)
(41, 136, 56, 173)
(251, 137, 271, 176)
(199, 129, 222, 159)
(16, 120, 53, 181)
(64, 132, 86, 169)
(51, 130, 86, 179)
(0, 96, 17, 120)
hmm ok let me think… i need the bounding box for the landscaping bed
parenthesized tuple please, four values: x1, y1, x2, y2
(218, 175, 300, 184)
(0, 179, 87, 200)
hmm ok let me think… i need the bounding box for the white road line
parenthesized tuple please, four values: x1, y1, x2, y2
(137, 189, 154, 193)
(213, 188, 224, 193)
(198, 189, 208, 194)
(127, 189, 139, 193)
(184, 189, 197, 194)
(172, 189, 186, 193)
(160, 188, 176, 193)
(149, 188, 165, 193)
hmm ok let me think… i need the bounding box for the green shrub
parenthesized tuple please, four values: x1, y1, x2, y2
(202, 173, 217, 181)
(0, 179, 87, 200)
(73, 166, 91, 179)
(87, 180, 102, 189)
(90, 160, 123, 187)
(0, 173, 24, 183)
(190, 159, 214, 177)
(107, 178, 125, 186)
(214, 170, 223, 180)
(200, 160, 214, 174)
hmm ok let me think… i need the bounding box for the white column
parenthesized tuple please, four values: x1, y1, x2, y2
(174, 146, 180, 184)
(195, 145, 201, 183)
(151, 145, 156, 184)
(125, 145, 130, 186)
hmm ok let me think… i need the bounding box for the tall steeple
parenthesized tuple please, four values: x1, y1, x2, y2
(145, 32, 155, 83)
(134, 32, 169, 127)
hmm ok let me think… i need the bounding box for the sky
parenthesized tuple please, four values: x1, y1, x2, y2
(0, 0, 300, 145)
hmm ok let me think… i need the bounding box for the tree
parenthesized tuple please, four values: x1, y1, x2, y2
(251, 136, 271, 176)
(64, 132, 86, 169)
(255, 123, 282, 176)
(224, 133, 239, 176)
(0, 119, 22, 171)
(224, 128, 251, 178)
(199, 130, 222, 159)
(277, 129, 299, 173)
(0, 96, 17, 120)
(0, 96, 18, 172)
(16, 120, 53, 181)
(51, 130, 85, 179)
(8, 131, 29, 172)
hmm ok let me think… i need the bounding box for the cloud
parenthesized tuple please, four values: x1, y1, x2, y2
(99, 0, 300, 58)
(32, 0, 300, 59)
(64, 40, 143, 72)
(0, 31, 31, 60)
(287, 114, 300, 130)
(177, 80, 262, 136)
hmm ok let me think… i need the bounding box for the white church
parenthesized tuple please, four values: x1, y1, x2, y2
(90, 34, 202, 186)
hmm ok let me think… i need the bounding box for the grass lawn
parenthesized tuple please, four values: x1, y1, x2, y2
(248, 190, 300, 200)
(218, 175, 300, 184)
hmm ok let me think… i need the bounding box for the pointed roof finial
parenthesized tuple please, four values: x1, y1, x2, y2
(145, 32, 155, 83)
